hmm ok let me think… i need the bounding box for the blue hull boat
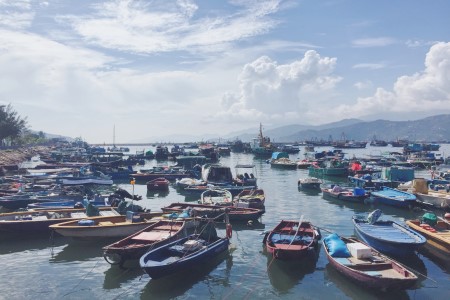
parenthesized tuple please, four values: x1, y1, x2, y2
(140, 233, 229, 279)
(352, 214, 426, 256)
(370, 187, 416, 208)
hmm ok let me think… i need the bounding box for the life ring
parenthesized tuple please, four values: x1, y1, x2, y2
(226, 223, 232, 239)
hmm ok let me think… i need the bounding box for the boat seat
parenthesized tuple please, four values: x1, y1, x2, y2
(132, 231, 171, 242)
(363, 271, 382, 277)
(71, 212, 87, 218)
(99, 221, 114, 226)
(334, 257, 353, 266)
(99, 211, 118, 217)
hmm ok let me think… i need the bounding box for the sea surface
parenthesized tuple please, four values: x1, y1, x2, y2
(1, 145, 449, 300)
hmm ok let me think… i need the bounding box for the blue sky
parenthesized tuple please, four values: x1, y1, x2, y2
(1, 0, 449, 143)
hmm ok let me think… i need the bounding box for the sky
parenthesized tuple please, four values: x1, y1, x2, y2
(1, 0, 449, 143)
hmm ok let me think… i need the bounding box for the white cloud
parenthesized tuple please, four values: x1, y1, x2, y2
(0, 0, 34, 29)
(61, 0, 282, 54)
(352, 63, 386, 70)
(334, 42, 450, 118)
(352, 37, 396, 48)
(354, 80, 373, 90)
(216, 50, 341, 124)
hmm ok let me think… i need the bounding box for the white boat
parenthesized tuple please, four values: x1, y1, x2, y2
(200, 188, 233, 206)
(49, 212, 164, 238)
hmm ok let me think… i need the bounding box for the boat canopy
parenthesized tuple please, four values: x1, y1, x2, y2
(271, 152, 289, 160)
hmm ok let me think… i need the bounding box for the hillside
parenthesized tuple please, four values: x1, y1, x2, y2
(279, 114, 450, 142)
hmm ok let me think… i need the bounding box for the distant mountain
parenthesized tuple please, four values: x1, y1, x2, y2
(130, 114, 450, 144)
(280, 114, 450, 142)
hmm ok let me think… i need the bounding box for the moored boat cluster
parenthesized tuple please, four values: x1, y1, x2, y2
(0, 135, 449, 292)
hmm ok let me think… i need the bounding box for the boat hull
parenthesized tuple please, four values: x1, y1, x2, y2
(353, 218, 426, 257)
(323, 236, 418, 290)
(140, 234, 230, 279)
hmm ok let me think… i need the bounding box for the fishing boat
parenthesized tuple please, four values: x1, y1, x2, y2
(406, 213, 450, 261)
(322, 185, 368, 203)
(370, 187, 417, 208)
(308, 160, 349, 177)
(0, 207, 119, 233)
(234, 164, 257, 187)
(131, 167, 193, 183)
(102, 220, 186, 265)
(323, 234, 418, 290)
(146, 178, 170, 192)
(161, 202, 264, 222)
(49, 211, 163, 238)
(233, 188, 265, 209)
(263, 219, 321, 260)
(298, 177, 322, 190)
(200, 188, 233, 206)
(270, 152, 297, 169)
(140, 220, 230, 279)
(408, 178, 450, 209)
(352, 210, 426, 256)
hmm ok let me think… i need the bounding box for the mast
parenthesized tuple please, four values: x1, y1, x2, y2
(113, 124, 116, 147)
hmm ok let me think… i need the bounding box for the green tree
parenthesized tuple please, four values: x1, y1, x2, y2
(0, 104, 28, 143)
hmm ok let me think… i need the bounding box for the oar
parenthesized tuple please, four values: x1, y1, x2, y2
(288, 215, 304, 247)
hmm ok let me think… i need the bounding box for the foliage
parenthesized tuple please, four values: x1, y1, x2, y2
(0, 104, 28, 143)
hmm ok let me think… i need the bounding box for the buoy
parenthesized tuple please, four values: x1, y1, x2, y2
(445, 213, 450, 219)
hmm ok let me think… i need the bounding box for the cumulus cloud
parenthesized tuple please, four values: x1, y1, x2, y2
(61, 0, 282, 54)
(334, 42, 450, 118)
(217, 50, 341, 123)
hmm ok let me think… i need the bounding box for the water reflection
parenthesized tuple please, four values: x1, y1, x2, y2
(146, 190, 170, 199)
(265, 245, 320, 292)
(0, 233, 67, 255)
(103, 266, 144, 290)
(141, 251, 232, 299)
(50, 239, 111, 263)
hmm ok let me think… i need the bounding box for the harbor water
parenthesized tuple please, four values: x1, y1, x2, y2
(1, 145, 449, 299)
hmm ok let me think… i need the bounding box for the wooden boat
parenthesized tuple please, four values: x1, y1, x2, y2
(323, 234, 418, 290)
(370, 187, 417, 208)
(233, 188, 265, 209)
(406, 214, 450, 260)
(49, 211, 164, 238)
(27, 198, 110, 209)
(264, 220, 320, 260)
(322, 185, 368, 203)
(352, 211, 426, 257)
(146, 178, 170, 191)
(140, 221, 230, 279)
(200, 188, 233, 206)
(0, 207, 119, 233)
(102, 220, 186, 265)
(161, 202, 264, 222)
(298, 177, 322, 190)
